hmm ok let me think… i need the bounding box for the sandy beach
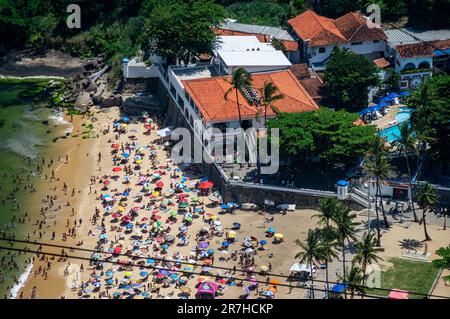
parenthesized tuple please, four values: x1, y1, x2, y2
(9, 106, 449, 300)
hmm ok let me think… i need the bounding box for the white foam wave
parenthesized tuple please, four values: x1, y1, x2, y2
(9, 261, 33, 299)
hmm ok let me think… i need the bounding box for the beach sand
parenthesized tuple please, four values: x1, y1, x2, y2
(13, 106, 450, 299)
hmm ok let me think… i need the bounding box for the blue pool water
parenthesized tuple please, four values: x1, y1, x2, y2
(379, 108, 413, 142)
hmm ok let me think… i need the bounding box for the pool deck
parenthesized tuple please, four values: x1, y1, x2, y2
(371, 103, 408, 131)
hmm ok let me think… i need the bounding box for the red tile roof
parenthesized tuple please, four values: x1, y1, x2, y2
(182, 70, 319, 123)
(213, 28, 299, 51)
(396, 43, 434, 58)
(288, 10, 386, 47)
(373, 57, 390, 68)
(290, 63, 311, 79)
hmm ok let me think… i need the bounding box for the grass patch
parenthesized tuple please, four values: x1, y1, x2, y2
(368, 258, 439, 299)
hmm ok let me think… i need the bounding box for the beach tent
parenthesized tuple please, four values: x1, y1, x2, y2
(388, 289, 409, 299)
(195, 282, 218, 299)
(290, 263, 313, 274)
(157, 127, 173, 138)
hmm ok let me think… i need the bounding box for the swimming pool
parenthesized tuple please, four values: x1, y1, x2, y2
(379, 108, 413, 142)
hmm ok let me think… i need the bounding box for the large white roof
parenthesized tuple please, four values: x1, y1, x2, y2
(218, 50, 291, 67)
(215, 36, 275, 52)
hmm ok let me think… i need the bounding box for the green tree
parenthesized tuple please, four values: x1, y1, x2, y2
(142, 0, 224, 64)
(396, 122, 419, 222)
(352, 232, 384, 284)
(324, 47, 380, 111)
(295, 229, 326, 299)
(224, 68, 252, 128)
(267, 108, 377, 166)
(416, 182, 439, 241)
(317, 226, 339, 295)
(258, 81, 284, 124)
(432, 246, 450, 284)
(338, 265, 367, 299)
(363, 135, 393, 243)
(331, 204, 359, 284)
(271, 38, 287, 51)
(409, 75, 450, 173)
(225, 0, 289, 27)
(289, 0, 309, 17)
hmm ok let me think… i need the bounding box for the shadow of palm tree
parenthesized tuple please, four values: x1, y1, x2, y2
(399, 239, 423, 253)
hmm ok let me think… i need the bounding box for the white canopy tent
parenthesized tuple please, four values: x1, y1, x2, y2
(290, 263, 313, 274)
(157, 127, 174, 138)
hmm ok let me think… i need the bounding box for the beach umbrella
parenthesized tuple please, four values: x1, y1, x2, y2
(179, 202, 189, 208)
(102, 194, 112, 199)
(99, 233, 108, 240)
(136, 160, 143, 164)
(259, 240, 268, 246)
(266, 227, 275, 234)
(152, 173, 160, 179)
(227, 231, 236, 239)
(112, 143, 120, 149)
(92, 281, 102, 288)
(103, 179, 110, 185)
(122, 153, 130, 158)
(105, 270, 114, 278)
(194, 207, 203, 213)
(170, 210, 177, 217)
(244, 248, 254, 254)
(117, 206, 125, 212)
(222, 241, 230, 248)
(164, 234, 175, 242)
(156, 181, 164, 188)
(220, 203, 229, 209)
(175, 183, 186, 189)
(274, 233, 284, 241)
(146, 259, 155, 264)
(198, 242, 209, 249)
(113, 246, 122, 254)
(121, 116, 130, 123)
(233, 222, 241, 230)
(213, 220, 221, 226)
(106, 278, 114, 285)
(198, 181, 214, 189)
(184, 216, 193, 222)
(139, 271, 149, 277)
(112, 167, 122, 172)
(260, 265, 269, 272)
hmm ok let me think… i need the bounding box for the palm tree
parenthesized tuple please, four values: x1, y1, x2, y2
(397, 122, 419, 222)
(258, 81, 284, 125)
(224, 68, 252, 128)
(295, 229, 325, 299)
(317, 227, 339, 297)
(416, 182, 439, 241)
(338, 265, 367, 299)
(353, 232, 384, 284)
(363, 136, 393, 244)
(331, 204, 359, 286)
(314, 197, 339, 229)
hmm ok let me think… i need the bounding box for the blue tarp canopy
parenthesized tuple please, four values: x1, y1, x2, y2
(337, 180, 349, 186)
(434, 49, 450, 56)
(359, 104, 382, 116)
(331, 283, 348, 293)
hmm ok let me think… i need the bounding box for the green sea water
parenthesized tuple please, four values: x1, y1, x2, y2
(0, 80, 64, 297)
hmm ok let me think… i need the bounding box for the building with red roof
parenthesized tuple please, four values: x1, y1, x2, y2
(287, 10, 387, 70)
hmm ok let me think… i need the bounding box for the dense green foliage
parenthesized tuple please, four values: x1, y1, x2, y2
(225, 0, 289, 27)
(142, 0, 224, 63)
(325, 48, 380, 112)
(409, 76, 450, 173)
(267, 107, 377, 166)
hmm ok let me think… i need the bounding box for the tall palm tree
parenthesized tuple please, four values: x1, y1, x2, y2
(363, 136, 393, 244)
(338, 265, 367, 299)
(416, 182, 439, 241)
(314, 197, 339, 229)
(295, 229, 325, 299)
(397, 122, 419, 222)
(352, 232, 384, 284)
(317, 226, 339, 297)
(331, 204, 359, 286)
(224, 68, 252, 128)
(258, 81, 284, 124)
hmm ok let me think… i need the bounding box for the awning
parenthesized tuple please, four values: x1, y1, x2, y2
(289, 263, 312, 273)
(388, 289, 409, 299)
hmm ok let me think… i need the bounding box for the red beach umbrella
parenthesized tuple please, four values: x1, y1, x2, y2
(178, 194, 188, 198)
(112, 167, 122, 172)
(152, 215, 162, 220)
(112, 143, 120, 149)
(103, 179, 110, 185)
(199, 181, 214, 189)
(156, 181, 164, 188)
(113, 246, 122, 254)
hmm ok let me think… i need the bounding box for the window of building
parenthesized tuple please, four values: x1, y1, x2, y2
(403, 63, 416, 71)
(418, 61, 431, 69)
(318, 47, 326, 54)
(400, 80, 409, 89)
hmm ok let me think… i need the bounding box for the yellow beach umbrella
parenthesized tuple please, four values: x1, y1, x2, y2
(260, 265, 268, 272)
(227, 230, 236, 239)
(124, 271, 132, 277)
(210, 215, 218, 220)
(120, 123, 128, 128)
(274, 233, 284, 241)
(117, 206, 125, 212)
(136, 159, 143, 164)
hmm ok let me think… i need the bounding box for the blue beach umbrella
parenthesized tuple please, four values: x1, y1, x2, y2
(220, 204, 229, 209)
(140, 271, 149, 277)
(122, 191, 129, 197)
(146, 259, 155, 264)
(99, 233, 108, 239)
(259, 240, 268, 246)
(121, 116, 130, 123)
(122, 153, 130, 158)
(222, 241, 230, 247)
(105, 270, 114, 277)
(106, 278, 114, 285)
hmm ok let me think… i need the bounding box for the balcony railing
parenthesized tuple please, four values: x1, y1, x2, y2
(400, 68, 432, 75)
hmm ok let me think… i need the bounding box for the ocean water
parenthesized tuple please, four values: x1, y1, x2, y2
(0, 81, 68, 297)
